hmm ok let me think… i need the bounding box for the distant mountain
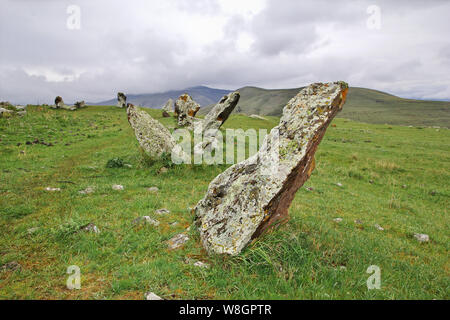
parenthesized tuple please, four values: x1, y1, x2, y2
(199, 86, 450, 127)
(92, 86, 231, 108)
(94, 85, 450, 127)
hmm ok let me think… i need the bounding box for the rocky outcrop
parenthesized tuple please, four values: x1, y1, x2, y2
(127, 103, 189, 162)
(174, 94, 200, 127)
(162, 98, 173, 117)
(117, 92, 127, 108)
(194, 82, 348, 255)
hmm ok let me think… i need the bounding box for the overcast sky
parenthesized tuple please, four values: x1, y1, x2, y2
(1, 0, 449, 104)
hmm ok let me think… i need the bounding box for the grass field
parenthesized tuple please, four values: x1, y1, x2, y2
(0, 105, 449, 299)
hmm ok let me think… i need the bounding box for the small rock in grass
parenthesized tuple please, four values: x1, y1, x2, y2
(79, 186, 94, 195)
(336, 182, 343, 187)
(374, 224, 384, 231)
(159, 167, 168, 174)
(339, 266, 347, 270)
(168, 233, 189, 249)
(193, 261, 209, 268)
(401, 185, 407, 189)
(147, 187, 159, 193)
(133, 216, 160, 227)
(27, 227, 39, 234)
(369, 180, 374, 184)
(333, 218, 343, 223)
(414, 233, 429, 242)
(145, 292, 163, 300)
(1, 261, 21, 272)
(112, 184, 124, 191)
(155, 208, 170, 215)
(124, 164, 132, 168)
(45, 187, 61, 192)
(81, 223, 100, 234)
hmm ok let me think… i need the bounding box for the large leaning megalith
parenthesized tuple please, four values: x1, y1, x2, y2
(194, 82, 348, 255)
(127, 104, 189, 162)
(117, 92, 127, 108)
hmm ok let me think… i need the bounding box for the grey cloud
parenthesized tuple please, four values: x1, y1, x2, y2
(0, 0, 449, 104)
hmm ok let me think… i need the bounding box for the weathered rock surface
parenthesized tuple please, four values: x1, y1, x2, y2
(168, 233, 189, 249)
(127, 104, 189, 162)
(74, 101, 86, 109)
(133, 216, 160, 226)
(162, 98, 173, 116)
(145, 292, 163, 300)
(127, 103, 175, 158)
(1, 261, 21, 272)
(112, 184, 124, 190)
(0, 103, 27, 118)
(414, 233, 429, 242)
(117, 92, 127, 108)
(155, 208, 170, 215)
(194, 82, 348, 255)
(80, 223, 100, 233)
(53, 96, 76, 110)
(194, 91, 240, 153)
(174, 94, 201, 127)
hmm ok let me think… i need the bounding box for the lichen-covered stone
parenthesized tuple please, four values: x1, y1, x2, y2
(194, 82, 348, 255)
(162, 98, 173, 114)
(74, 101, 86, 109)
(174, 94, 200, 127)
(194, 91, 240, 153)
(203, 91, 240, 133)
(117, 92, 127, 108)
(127, 103, 176, 158)
(52, 96, 76, 110)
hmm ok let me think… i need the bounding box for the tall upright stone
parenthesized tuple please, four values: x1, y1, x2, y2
(194, 82, 349, 255)
(194, 91, 240, 152)
(54, 96, 64, 109)
(174, 94, 200, 127)
(162, 98, 173, 117)
(117, 92, 127, 108)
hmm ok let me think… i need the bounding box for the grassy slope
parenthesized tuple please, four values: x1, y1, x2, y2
(0, 106, 449, 299)
(199, 87, 450, 128)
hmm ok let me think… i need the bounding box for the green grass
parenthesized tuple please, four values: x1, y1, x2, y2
(0, 105, 448, 299)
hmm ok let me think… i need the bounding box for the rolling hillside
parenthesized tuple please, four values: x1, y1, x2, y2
(200, 86, 450, 128)
(94, 85, 450, 127)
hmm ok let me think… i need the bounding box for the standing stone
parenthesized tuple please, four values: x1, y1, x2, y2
(174, 94, 200, 127)
(162, 98, 173, 117)
(194, 82, 349, 255)
(127, 104, 189, 162)
(74, 101, 86, 109)
(54, 96, 64, 109)
(194, 91, 240, 152)
(117, 92, 127, 108)
(203, 91, 240, 133)
(54, 96, 76, 111)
